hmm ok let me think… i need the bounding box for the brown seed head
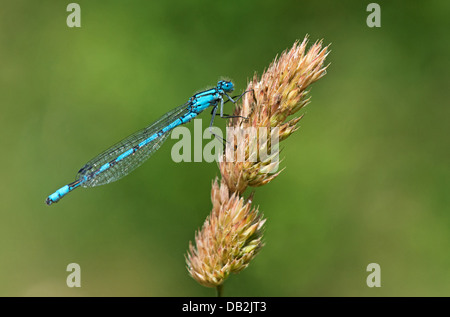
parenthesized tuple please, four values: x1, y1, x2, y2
(186, 178, 265, 288)
(221, 36, 330, 194)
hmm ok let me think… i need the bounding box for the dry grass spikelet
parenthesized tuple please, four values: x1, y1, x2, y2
(186, 178, 265, 288)
(220, 36, 330, 194)
(186, 36, 329, 295)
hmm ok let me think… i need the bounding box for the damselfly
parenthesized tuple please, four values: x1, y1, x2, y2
(46, 80, 243, 205)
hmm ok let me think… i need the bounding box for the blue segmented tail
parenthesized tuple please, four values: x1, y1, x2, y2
(45, 180, 82, 205)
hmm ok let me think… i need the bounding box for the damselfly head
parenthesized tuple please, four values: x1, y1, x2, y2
(217, 80, 234, 93)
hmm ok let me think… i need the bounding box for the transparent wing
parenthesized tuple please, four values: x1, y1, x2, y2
(77, 102, 191, 187)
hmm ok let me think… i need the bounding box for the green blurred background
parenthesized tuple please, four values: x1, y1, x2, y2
(1, 0, 449, 296)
